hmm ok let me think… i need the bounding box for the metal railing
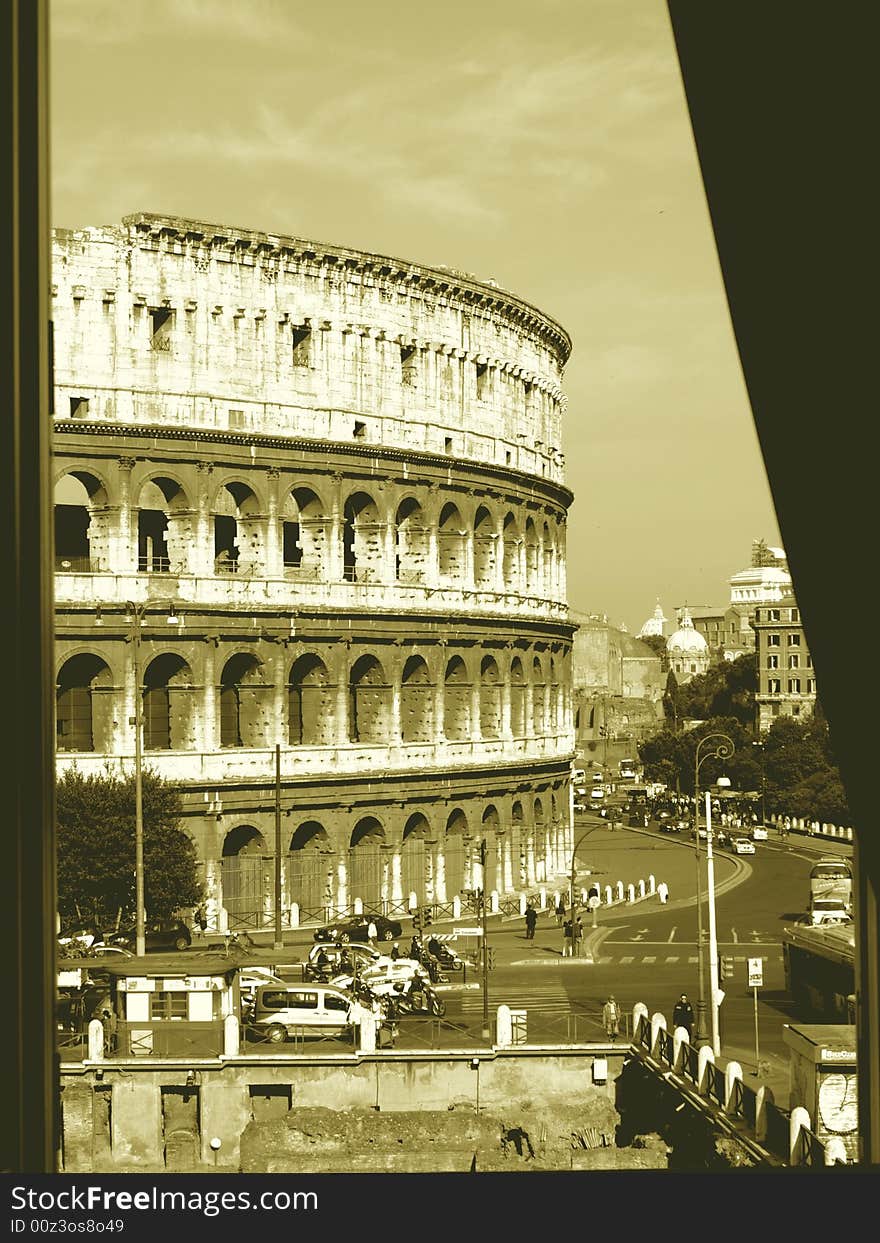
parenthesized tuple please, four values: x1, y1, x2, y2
(113, 1020, 225, 1059)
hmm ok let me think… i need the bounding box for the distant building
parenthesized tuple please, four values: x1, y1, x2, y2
(728, 539, 793, 651)
(665, 609, 710, 683)
(677, 605, 747, 663)
(637, 600, 669, 640)
(752, 596, 817, 732)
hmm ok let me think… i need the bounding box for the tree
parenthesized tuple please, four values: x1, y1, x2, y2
(56, 766, 203, 929)
(674, 654, 757, 727)
(639, 633, 668, 663)
(662, 670, 681, 730)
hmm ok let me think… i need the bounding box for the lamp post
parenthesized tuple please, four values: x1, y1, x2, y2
(480, 839, 490, 1039)
(692, 732, 735, 1043)
(569, 824, 601, 959)
(123, 600, 179, 957)
(752, 739, 767, 828)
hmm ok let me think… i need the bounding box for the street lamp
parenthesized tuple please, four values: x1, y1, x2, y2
(752, 739, 767, 828)
(479, 839, 490, 1038)
(569, 824, 601, 958)
(122, 599, 179, 956)
(692, 732, 735, 1044)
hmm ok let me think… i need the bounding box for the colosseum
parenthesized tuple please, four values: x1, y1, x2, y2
(51, 212, 575, 930)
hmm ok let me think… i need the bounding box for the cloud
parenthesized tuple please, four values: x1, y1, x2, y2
(51, 0, 303, 48)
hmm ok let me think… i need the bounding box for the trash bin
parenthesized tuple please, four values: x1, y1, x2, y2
(509, 1009, 527, 1045)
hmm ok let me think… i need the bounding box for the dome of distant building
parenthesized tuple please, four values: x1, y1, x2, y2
(666, 609, 710, 682)
(638, 601, 668, 639)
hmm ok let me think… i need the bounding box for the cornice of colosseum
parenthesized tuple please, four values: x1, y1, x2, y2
(52, 418, 575, 509)
(102, 212, 573, 366)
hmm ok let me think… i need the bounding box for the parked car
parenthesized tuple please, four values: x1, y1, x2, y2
(590, 787, 605, 801)
(808, 901, 852, 927)
(249, 983, 358, 1042)
(751, 825, 769, 841)
(108, 918, 192, 952)
(732, 837, 756, 855)
(313, 915, 403, 944)
(573, 801, 587, 813)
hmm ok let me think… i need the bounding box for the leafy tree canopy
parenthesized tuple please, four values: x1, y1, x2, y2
(57, 766, 203, 930)
(672, 653, 757, 726)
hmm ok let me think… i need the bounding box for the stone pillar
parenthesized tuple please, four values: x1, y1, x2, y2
(470, 677, 482, 744)
(464, 523, 475, 589)
(272, 645, 286, 746)
(390, 671, 402, 744)
(524, 681, 535, 739)
(425, 842, 436, 903)
(264, 468, 283, 579)
(202, 640, 218, 752)
(391, 848, 403, 905)
(427, 521, 440, 588)
(495, 516, 506, 592)
(502, 834, 513, 893)
(116, 456, 137, 574)
(434, 841, 446, 903)
(525, 831, 536, 887)
(336, 857, 348, 912)
(335, 648, 349, 745)
(501, 674, 512, 739)
(463, 838, 474, 891)
(195, 462, 215, 577)
(433, 654, 446, 743)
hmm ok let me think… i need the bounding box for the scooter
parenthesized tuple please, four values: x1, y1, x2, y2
(426, 937, 463, 973)
(386, 978, 447, 1018)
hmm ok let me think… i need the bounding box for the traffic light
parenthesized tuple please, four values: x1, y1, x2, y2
(412, 908, 422, 932)
(422, 905, 433, 929)
(720, 956, 734, 981)
(486, 948, 496, 970)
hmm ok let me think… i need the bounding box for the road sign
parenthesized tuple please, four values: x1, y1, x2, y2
(453, 927, 483, 937)
(588, 896, 600, 909)
(748, 957, 764, 988)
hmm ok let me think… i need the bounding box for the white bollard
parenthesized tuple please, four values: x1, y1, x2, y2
(353, 897, 364, 915)
(658, 882, 669, 904)
(496, 1004, 512, 1047)
(519, 893, 527, 916)
(824, 1136, 848, 1166)
(626, 883, 635, 904)
(648, 875, 656, 894)
(650, 1012, 667, 1055)
(452, 895, 461, 919)
(408, 892, 418, 911)
(632, 1002, 649, 1040)
(697, 1045, 716, 1094)
(789, 1106, 812, 1165)
(490, 890, 499, 914)
(724, 1061, 743, 1113)
(358, 1010, 377, 1053)
(672, 1026, 690, 1072)
(218, 907, 229, 934)
(288, 902, 300, 929)
(616, 881, 624, 902)
(88, 1019, 104, 1062)
(604, 884, 613, 905)
(755, 1084, 772, 1141)
(539, 887, 547, 911)
(224, 1013, 240, 1057)
(638, 879, 646, 899)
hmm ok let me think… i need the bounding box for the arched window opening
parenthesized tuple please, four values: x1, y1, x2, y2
(288, 653, 333, 746)
(56, 654, 112, 752)
(288, 821, 332, 915)
(343, 492, 382, 583)
(221, 825, 268, 931)
(438, 502, 466, 583)
(54, 472, 105, 572)
(349, 817, 385, 908)
(142, 653, 193, 751)
(214, 482, 262, 575)
(445, 809, 468, 898)
(219, 653, 267, 749)
(479, 655, 502, 739)
(502, 512, 521, 592)
(401, 813, 430, 903)
(509, 656, 526, 736)
(524, 519, 540, 594)
(400, 655, 433, 743)
(443, 655, 471, 741)
(395, 498, 428, 584)
(282, 487, 327, 580)
(511, 801, 526, 888)
(473, 506, 496, 589)
(532, 655, 547, 735)
(137, 477, 188, 573)
(481, 806, 500, 893)
(542, 522, 554, 596)
(349, 654, 390, 745)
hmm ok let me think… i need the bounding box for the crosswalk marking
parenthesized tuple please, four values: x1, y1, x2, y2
(666, 956, 680, 963)
(586, 952, 782, 966)
(620, 956, 634, 964)
(643, 956, 657, 963)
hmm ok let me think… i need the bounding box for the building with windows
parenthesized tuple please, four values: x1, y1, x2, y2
(52, 213, 576, 927)
(571, 613, 664, 765)
(675, 605, 747, 663)
(752, 596, 816, 731)
(665, 609, 711, 683)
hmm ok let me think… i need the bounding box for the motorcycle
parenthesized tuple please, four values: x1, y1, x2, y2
(425, 937, 463, 973)
(386, 978, 447, 1018)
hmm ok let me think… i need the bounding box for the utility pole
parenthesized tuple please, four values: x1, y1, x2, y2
(131, 612, 145, 959)
(274, 743, 283, 951)
(705, 791, 721, 1056)
(480, 839, 490, 1039)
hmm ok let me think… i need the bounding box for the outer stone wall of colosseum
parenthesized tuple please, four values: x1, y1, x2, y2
(51, 214, 575, 924)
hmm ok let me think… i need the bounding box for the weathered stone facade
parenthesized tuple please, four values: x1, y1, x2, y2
(52, 214, 576, 924)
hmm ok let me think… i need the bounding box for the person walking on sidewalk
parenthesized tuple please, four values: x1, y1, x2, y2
(572, 915, 584, 958)
(562, 917, 573, 957)
(555, 896, 566, 925)
(672, 993, 695, 1042)
(525, 904, 538, 940)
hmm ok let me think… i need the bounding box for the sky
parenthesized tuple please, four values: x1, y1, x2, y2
(49, 0, 782, 634)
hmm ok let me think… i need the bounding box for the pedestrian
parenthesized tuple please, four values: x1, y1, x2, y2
(194, 905, 207, 937)
(602, 995, 620, 1042)
(573, 915, 583, 957)
(99, 1003, 117, 1055)
(672, 992, 695, 1042)
(525, 904, 538, 940)
(390, 942, 400, 961)
(555, 895, 566, 925)
(409, 934, 421, 961)
(367, 918, 378, 944)
(562, 918, 573, 957)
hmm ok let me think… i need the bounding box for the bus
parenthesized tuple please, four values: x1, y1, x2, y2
(782, 921, 855, 1022)
(618, 759, 637, 781)
(809, 857, 852, 912)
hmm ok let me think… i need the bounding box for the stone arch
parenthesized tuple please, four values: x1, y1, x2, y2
(287, 820, 333, 915)
(349, 816, 385, 907)
(510, 656, 526, 736)
(348, 653, 391, 744)
(548, 654, 559, 730)
(444, 808, 469, 898)
(401, 812, 431, 902)
(54, 470, 109, 572)
(142, 652, 195, 751)
(213, 480, 263, 575)
(220, 824, 269, 930)
(56, 653, 114, 752)
(438, 502, 466, 583)
(542, 519, 554, 596)
(481, 805, 500, 893)
(288, 653, 334, 746)
(136, 475, 191, 574)
(343, 491, 383, 583)
(400, 654, 433, 743)
(510, 800, 526, 888)
(479, 654, 502, 739)
(219, 652, 269, 748)
(443, 654, 471, 741)
(282, 486, 328, 579)
(395, 496, 429, 583)
(532, 654, 547, 734)
(502, 512, 522, 592)
(473, 505, 496, 589)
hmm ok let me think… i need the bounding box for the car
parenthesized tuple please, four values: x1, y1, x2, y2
(573, 802, 587, 813)
(304, 942, 385, 980)
(732, 837, 756, 855)
(108, 918, 193, 952)
(590, 788, 605, 801)
(313, 914, 403, 944)
(751, 826, 769, 841)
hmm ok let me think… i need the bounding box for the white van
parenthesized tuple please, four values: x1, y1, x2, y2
(251, 984, 356, 1042)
